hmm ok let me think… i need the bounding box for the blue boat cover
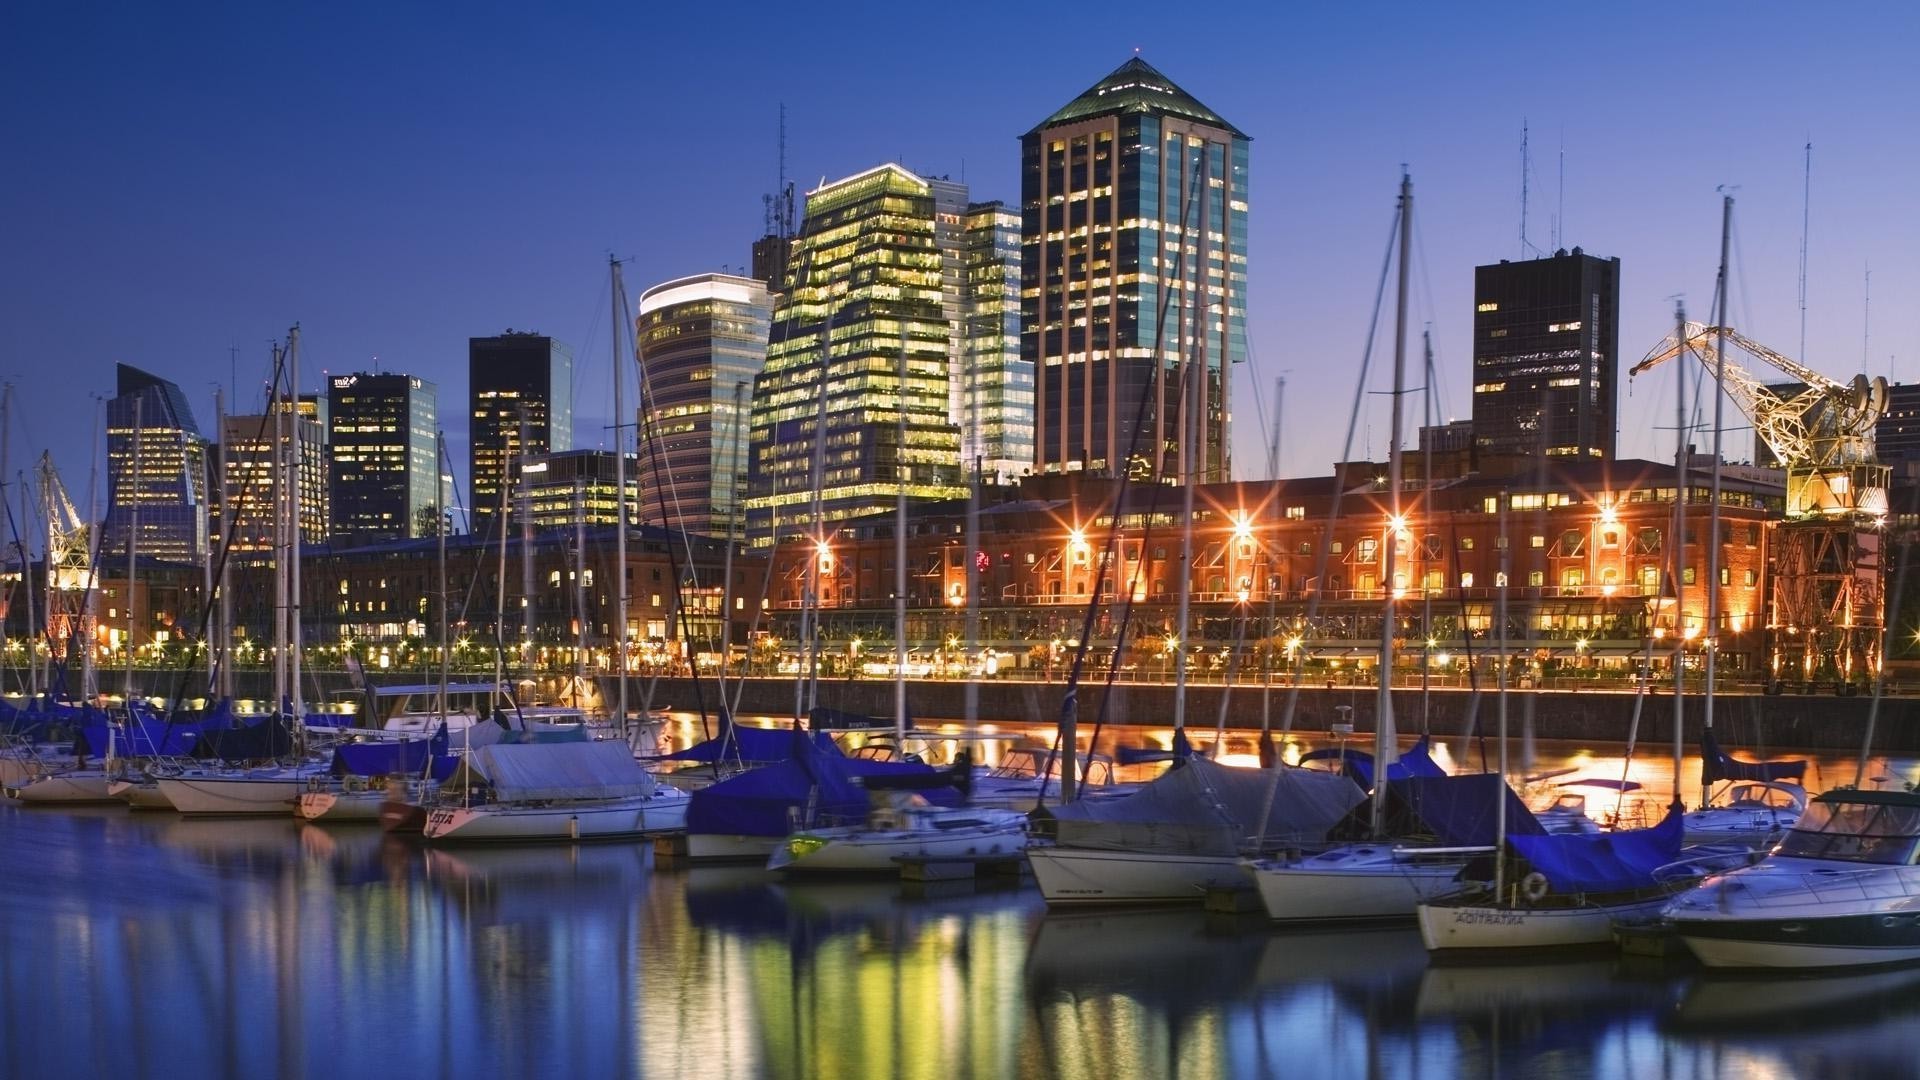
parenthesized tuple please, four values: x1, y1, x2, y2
(651, 721, 839, 764)
(687, 750, 956, 838)
(331, 726, 447, 777)
(1558, 777, 1642, 792)
(191, 716, 296, 761)
(1506, 802, 1684, 893)
(1115, 729, 1195, 765)
(1702, 728, 1806, 785)
(1298, 736, 1447, 788)
(1393, 773, 1546, 847)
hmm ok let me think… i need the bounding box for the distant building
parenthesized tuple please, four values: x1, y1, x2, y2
(1022, 57, 1249, 482)
(470, 332, 573, 537)
(636, 273, 773, 538)
(961, 201, 1034, 482)
(219, 404, 329, 562)
(327, 372, 439, 545)
(744, 164, 968, 543)
(521, 449, 642, 531)
(105, 364, 211, 562)
(1471, 248, 1621, 461)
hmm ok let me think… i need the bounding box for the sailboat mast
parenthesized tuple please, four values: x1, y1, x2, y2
(437, 430, 450, 721)
(610, 256, 631, 736)
(1706, 196, 1732, 738)
(1172, 149, 1208, 740)
(20, 472, 36, 698)
(1671, 302, 1688, 803)
(1374, 172, 1412, 834)
(206, 389, 220, 696)
(1495, 491, 1510, 902)
(494, 435, 509, 695)
(717, 380, 746, 714)
(1421, 329, 1435, 736)
(573, 479, 586, 694)
(126, 397, 139, 701)
(803, 308, 831, 720)
(895, 329, 908, 746)
(287, 324, 305, 727)
(519, 411, 533, 669)
(1259, 375, 1284, 743)
(270, 343, 288, 713)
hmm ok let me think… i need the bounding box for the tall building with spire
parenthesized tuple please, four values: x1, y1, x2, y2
(743, 164, 968, 543)
(1021, 57, 1249, 483)
(105, 364, 210, 562)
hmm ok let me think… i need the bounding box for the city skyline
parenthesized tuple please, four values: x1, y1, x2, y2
(5, 4, 1917, 513)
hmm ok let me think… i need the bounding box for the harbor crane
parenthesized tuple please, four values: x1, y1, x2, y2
(1633, 323, 1890, 689)
(35, 452, 97, 701)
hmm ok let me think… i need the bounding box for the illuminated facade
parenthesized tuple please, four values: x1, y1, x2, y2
(761, 460, 1782, 677)
(636, 274, 772, 538)
(327, 373, 439, 545)
(744, 164, 968, 543)
(105, 364, 210, 563)
(520, 450, 642, 531)
(470, 332, 573, 537)
(1022, 57, 1249, 482)
(220, 405, 329, 563)
(1471, 249, 1621, 460)
(961, 201, 1034, 483)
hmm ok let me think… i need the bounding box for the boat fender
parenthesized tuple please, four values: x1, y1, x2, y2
(1521, 872, 1550, 902)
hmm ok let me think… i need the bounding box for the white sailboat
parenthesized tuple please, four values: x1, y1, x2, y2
(422, 740, 688, 842)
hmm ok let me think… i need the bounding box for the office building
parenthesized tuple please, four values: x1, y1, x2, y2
(219, 404, 329, 562)
(470, 332, 573, 537)
(744, 164, 968, 542)
(961, 201, 1034, 482)
(521, 449, 643, 531)
(327, 372, 439, 545)
(636, 273, 773, 537)
(1471, 248, 1621, 461)
(105, 364, 211, 562)
(1022, 57, 1249, 482)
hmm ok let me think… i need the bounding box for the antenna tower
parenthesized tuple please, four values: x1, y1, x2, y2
(1798, 142, 1812, 362)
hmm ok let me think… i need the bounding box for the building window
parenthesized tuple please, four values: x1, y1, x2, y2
(1720, 567, 1731, 586)
(1356, 538, 1378, 562)
(1602, 530, 1619, 548)
(1683, 567, 1697, 585)
(1745, 569, 1758, 586)
(1530, 535, 1546, 549)
(1562, 568, 1585, 588)
(1495, 572, 1508, 588)
(1528, 570, 1544, 587)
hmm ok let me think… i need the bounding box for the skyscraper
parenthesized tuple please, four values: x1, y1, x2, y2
(636, 273, 772, 537)
(1022, 57, 1249, 483)
(744, 164, 968, 542)
(220, 404, 328, 562)
(327, 372, 439, 545)
(520, 449, 643, 530)
(470, 332, 573, 537)
(961, 201, 1034, 482)
(105, 364, 210, 562)
(1471, 248, 1621, 461)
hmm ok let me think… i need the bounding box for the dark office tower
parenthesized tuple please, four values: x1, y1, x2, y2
(1471, 248, 1621, 461)
(636, 273, 772, 537)
(469, 332, 573, 536)
(1022, 57, 1249, 482)
(744, 164, 968, 543)
(327, 373, 439, 545)
(105, 364, 210, 562)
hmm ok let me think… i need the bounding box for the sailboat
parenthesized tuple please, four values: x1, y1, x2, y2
(1416, 302, 1699, 953)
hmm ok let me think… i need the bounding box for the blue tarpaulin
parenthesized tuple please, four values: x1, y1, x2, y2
(651, 722, 839, 764)
(1299, 736, 1448, 788)
(331, 727, 447, 777)
(1393, 773, 1546, 847)
(687, 750, 957, 838)
(1507, 802, 1684, 893)
(1702, 728, 1806, 785)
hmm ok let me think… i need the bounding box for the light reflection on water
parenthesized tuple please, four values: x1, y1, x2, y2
(6, 774, 1920, 1078)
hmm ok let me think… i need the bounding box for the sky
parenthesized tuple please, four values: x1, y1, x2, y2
(3, 1, 1918, 516)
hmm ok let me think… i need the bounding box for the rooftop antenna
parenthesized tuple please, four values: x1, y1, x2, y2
(777, 102, 790, 238)
(1552, 133, 1564, 252)
(1798, 141, 1812, 362)
(1520, 120, 1530, 258)
(1863, 263, 1871, 369)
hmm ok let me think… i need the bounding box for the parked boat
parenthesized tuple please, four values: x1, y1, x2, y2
(768, 796, 1027, 874)
(423, 740, 688, 842)
(1027, 757, 1363, 906)
(1684, 730, 1808, 848)
(297, 727, 451, 822)
(154, 763, 319, 815)
(1667, 787, 1920, 969)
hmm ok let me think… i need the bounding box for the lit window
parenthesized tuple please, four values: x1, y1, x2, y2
(1477, 302, 1498, 312)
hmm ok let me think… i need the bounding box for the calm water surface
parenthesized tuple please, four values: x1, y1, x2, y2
(6, 751, 1920, 1079)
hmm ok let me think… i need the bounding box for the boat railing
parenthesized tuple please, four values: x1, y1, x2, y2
(1710, 865, 1920, 909)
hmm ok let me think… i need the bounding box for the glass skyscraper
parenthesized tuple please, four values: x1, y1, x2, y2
(1021, 57, 1249, 483)
(744, 164, 968, 544)
(220, 404, 329, 563)
(105, 364, 210, 563)
(470, 332, 573, 537)
(961, 201, 1034, 483)
(636, 273, 772, 538)
(327, 372, 439, 545)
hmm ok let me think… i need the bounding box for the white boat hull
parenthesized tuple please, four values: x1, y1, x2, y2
(1418, 894, 1670, 952)
(1678, 931, 1920, 970)
(107, 778, 175, 810)
(8, 771, 117, 804)
(1028, 846, 1248, 906)
(685, 833, 782, 862)
(296, 789, 386, 822)
(424, 791, 689, 843)
(769, 816, 1028, 874)
(1250, 854, 1467, 923)
(155, 774, 308, 815)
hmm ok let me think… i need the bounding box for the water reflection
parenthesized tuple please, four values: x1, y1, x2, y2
(8, 804, 1920, 1079)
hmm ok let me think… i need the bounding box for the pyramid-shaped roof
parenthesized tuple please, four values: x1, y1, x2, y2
(1028, 57, 1246, 138)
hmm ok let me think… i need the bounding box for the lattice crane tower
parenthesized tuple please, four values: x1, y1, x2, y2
(35, 452, 97, 701)
(1633, 323, 1889, 688)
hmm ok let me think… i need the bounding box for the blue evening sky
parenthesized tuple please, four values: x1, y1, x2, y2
(3, 1, 1916, 515)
